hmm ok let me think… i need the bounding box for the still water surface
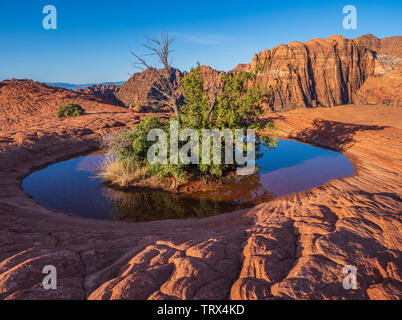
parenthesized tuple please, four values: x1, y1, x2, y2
(22, 139, 354, 222)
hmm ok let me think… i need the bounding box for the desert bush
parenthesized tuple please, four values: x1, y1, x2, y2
(110, 116, 187, 181)
(56, 103, 85, 118)
(99, 65, 278, 186)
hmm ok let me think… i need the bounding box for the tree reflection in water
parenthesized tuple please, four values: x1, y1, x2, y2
(102, 174, 274, 222)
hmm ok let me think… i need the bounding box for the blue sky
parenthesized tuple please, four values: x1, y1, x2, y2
(0, 0, 401, 83)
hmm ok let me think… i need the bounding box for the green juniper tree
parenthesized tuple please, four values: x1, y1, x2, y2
(102, 33, 278, 185)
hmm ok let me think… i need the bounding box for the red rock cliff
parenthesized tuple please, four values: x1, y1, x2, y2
(84, 34, 401, 111)
(233, 34, 401, 110)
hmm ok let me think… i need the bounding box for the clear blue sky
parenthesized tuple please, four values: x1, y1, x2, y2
(0, 0, 401, 83)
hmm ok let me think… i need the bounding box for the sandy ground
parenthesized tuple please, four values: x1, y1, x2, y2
(0, 104, 401, 300)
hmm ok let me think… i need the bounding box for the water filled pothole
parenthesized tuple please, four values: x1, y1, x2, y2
(22, 139, 354, 222)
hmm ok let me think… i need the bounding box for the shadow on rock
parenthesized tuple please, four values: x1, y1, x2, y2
(291, 119, 388, 151)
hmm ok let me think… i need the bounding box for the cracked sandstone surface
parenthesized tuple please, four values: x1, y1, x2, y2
(0, 83, 401, 300)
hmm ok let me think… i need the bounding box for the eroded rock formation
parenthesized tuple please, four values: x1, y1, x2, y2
(115, 67, 182, 108)
(0, 33, 401, 300)
(85, 34, 400, 112)
(0, 78, 401, 300)
(0, 79, 130, 131)
(77, 84, 124, 106)
(235, 34, 401, 110)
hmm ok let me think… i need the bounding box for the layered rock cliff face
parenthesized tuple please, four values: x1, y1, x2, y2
(353, 64, 401, 106)
(352, 35, 401, 106)
(81, 34, 400, 111)
(235, 34, 401, 110)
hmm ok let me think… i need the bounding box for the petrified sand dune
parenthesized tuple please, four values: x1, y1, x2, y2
(0, 79, 401, 299)
(0, 79, 133, 130)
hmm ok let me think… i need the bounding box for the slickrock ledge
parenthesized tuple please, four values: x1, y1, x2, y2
(0, 100, 401, 299)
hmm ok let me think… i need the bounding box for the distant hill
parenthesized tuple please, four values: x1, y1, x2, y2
(0, 79, 128, 130)
(43, 81, 126, 91)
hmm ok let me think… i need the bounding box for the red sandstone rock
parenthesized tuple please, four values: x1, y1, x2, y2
(115, 67, 182, 108)
(0, 40, 401, 300)
(234, 34, 401, 110)
(77, 84, 124, 106)
(102, 34, 401, 112)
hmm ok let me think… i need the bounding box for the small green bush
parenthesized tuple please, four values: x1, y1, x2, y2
(56, 103, 85, 118)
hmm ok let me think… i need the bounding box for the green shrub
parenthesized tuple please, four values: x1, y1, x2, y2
(56, 103, 85, 118)
(102, 65, 279, 185)
(111, 116, 187, 181)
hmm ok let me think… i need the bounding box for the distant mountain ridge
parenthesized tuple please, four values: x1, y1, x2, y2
(43, 81, 126, 91)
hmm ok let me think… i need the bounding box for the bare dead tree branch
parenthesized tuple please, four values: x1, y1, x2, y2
(207, 74, 227, 123)
(131, 32, 180, 116)
(207, 76, 219, 123)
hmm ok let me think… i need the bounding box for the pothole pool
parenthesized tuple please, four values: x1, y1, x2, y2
(22, 139, 354, 222)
